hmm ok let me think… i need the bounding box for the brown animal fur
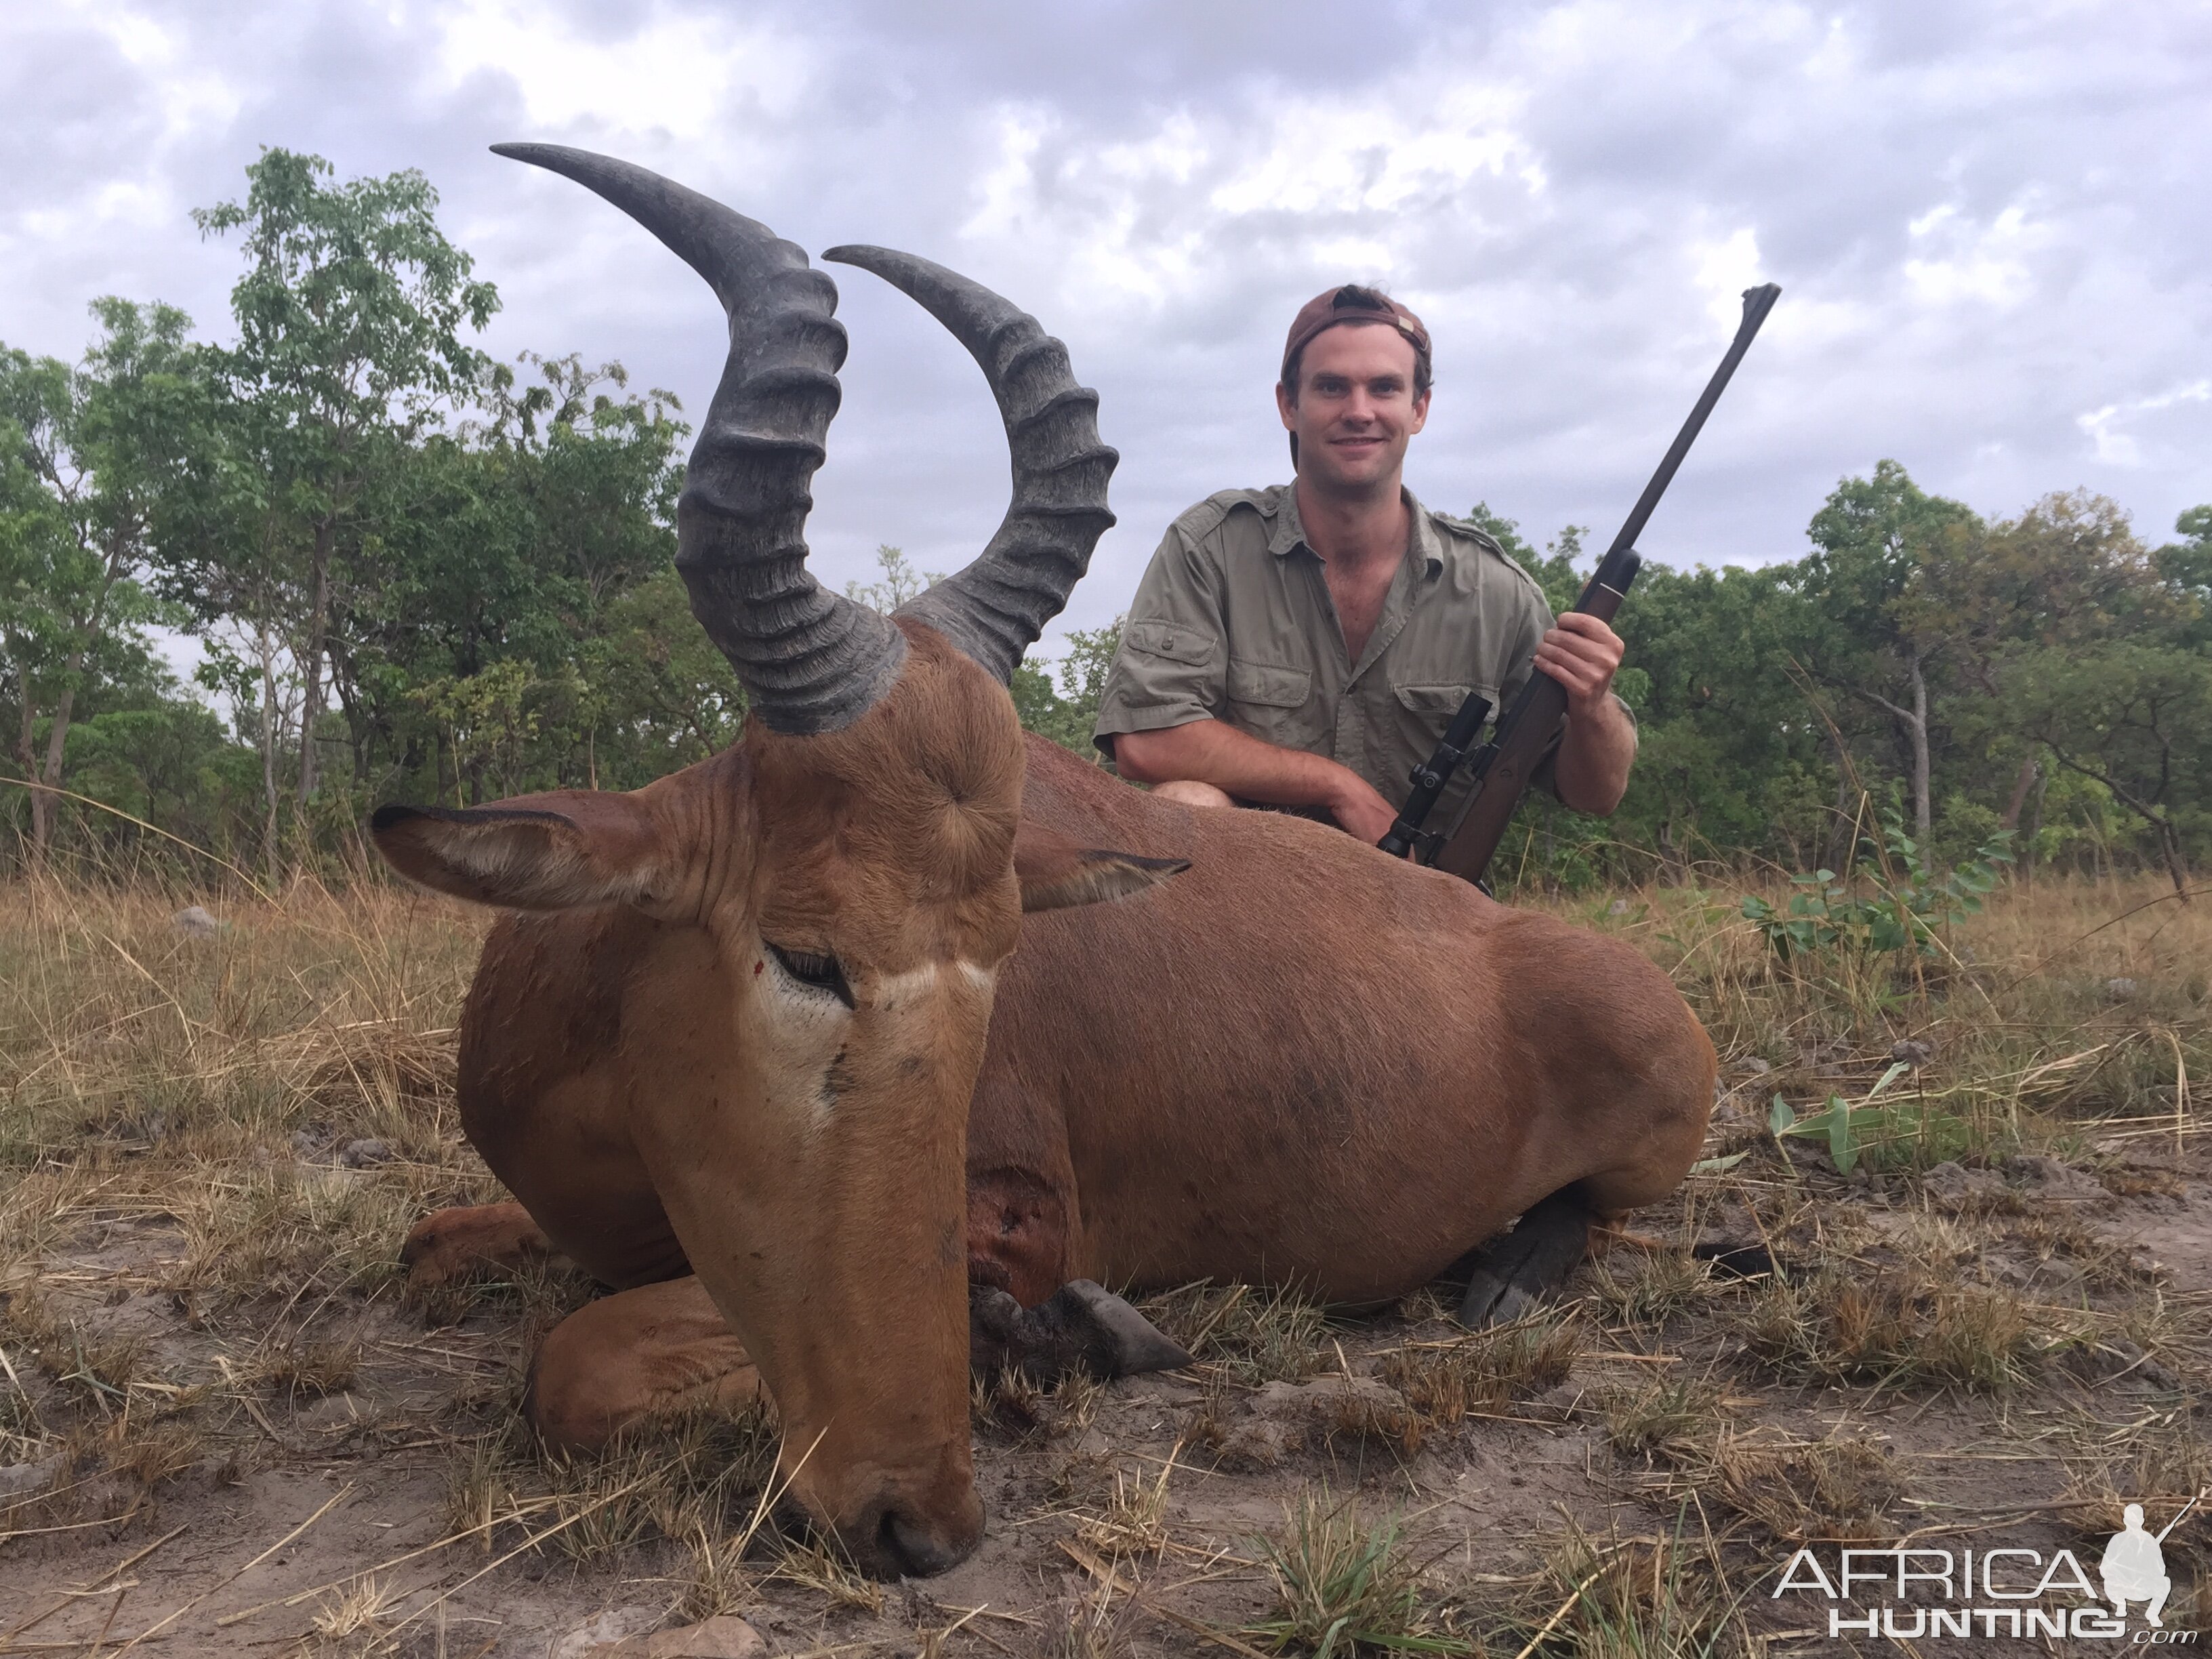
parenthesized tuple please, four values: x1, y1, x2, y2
(382, 629, 1716, 1574)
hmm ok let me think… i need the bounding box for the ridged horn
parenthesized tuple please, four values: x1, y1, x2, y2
(493, 143, 905, 735)
(821, 245, 1116, 683)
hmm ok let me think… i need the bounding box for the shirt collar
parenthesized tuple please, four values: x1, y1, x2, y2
(1271, 483, 1445, 577)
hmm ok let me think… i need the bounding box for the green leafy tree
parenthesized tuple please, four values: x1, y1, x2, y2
(1013, 617, 1124, 756)
(1793, 461, 1980, 847)
(0, 300, 209, 857)
(190, 148, 498, 806)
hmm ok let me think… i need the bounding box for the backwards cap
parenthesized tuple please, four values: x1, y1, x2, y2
(1281, 285, 1431, 384)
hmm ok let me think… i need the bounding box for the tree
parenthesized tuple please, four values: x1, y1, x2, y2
(2005, 640, 2208, 899)
(324, 354, 686, 804)
(0, 300, 209, 858)
(1012, 618, 1124, 756)
(191, 148, 498, 807)
(1792, 461, 1980, 846)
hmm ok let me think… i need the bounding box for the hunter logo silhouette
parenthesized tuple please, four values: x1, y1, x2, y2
(2102, 1492, 2202, 1627)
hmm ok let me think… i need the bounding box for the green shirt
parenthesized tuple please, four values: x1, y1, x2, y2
(1094, 484, 1626, 823)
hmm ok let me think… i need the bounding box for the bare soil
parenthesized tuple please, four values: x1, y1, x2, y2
(3, 876, 2207, 1655)
(4, 1140, 2207, 1656)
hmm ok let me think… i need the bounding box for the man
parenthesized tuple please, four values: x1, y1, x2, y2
(1094, 284, 1636, 845)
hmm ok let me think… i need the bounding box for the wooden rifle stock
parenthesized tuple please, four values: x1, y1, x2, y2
(1431, 548, 1639, 883)
(1406, 282, 1783, 888)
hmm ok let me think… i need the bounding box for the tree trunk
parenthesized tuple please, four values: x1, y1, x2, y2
(295, 517, 333, 806)
(2156, 821, 2192, 902)
(2000, 754, 2039, 830)
(1906, 647, 1931, 848)
(2021, 769, 2047, 886)
(257, 617, 282, 885)
(35, 676, 81, 855)
(16, 683, 47, 860)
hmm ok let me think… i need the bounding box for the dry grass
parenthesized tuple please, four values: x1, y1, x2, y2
(1141, 1281, 1335, 1385)
(0, 870, 2207, 1645)
(1483, 1519, 1745, 1659)
(1741, 1263, 2050, 1392)
(1378, 1311, 1580, 1428)
(447, 1400, 781, 1566)
(1072, 1459, 1175, 1560)
(1244, 1490, 1469, 1656)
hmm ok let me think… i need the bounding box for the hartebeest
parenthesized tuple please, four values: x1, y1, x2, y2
(377, 146, 1717, 1578)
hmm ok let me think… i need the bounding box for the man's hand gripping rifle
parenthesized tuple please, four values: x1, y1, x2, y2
(1378, 283, 1783, 882)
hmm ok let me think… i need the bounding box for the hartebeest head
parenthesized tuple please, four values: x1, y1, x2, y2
(372, 146, 1174, 1575)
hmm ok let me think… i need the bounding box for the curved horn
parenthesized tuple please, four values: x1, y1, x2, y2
(821, 246, 1116, 684)
(494, 143, 905, 735)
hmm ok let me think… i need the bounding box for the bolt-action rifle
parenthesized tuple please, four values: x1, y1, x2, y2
(1378, 283, 1783, 884)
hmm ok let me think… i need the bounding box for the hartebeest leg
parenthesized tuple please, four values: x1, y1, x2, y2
(970, 1280, 1193, 1383)
(525, 1276, 764, 1451)
(401, 1202, 559, 1288)
(1454, 1191, 1596, 1328)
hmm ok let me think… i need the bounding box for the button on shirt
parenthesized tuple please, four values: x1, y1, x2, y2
(1094, 484, 1624, 825)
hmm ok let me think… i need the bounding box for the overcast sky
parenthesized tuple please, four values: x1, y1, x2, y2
(5, 0, 2209, 657)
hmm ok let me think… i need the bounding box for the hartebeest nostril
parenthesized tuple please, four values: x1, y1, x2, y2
(873, 1502, 977, 1579)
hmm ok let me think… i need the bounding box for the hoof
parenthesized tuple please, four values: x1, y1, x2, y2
(971, 1279, 1193, 1384)
(1456, 1193, 1592, 1328)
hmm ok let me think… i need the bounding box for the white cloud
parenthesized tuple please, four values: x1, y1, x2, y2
(4, 0, 2211, 652)
(432, 0, 811, 142)
(2077, 380, 2212, 468)
(1904, 201, 2053, 308)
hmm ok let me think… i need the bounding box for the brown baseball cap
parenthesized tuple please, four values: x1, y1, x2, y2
(1281, 284, 1431, 383)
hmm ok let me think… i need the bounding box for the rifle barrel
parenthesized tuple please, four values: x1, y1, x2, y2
(1423, 283, 1782, 886)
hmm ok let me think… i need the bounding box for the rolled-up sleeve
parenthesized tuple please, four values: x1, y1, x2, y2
(1092, 525, 1228, 756)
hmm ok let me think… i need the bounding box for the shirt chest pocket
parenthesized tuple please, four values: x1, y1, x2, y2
(1225, 655, 1317, 745)
(1392, 681, 1490, 743)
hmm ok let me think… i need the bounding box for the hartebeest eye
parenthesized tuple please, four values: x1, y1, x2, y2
(766, 942, 855, 1010)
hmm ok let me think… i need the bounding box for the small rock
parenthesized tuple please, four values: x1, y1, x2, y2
(173, 905, 224, 939)
(2107, 977, 2138, 1000)
(1740, 1057, 1773, 1076)
(2003, 1154, 2108, 1200)
(1921, 1161, 2005, 1202)
(0, 1454, 65, 1500)
(1252, 1373, 1406, 1419)
(2079, 1338, 2184, 1391)
(1889, 1039, 1935, 1067)
(1607, 899, 1631, 916)
(289, 1128, 329, 1157)
(552, 1610, 662, 1659)
(1208, 1414, 1292, 1470)
(337, 1138, 395, 1169)
(598, 1618, 767, 1659)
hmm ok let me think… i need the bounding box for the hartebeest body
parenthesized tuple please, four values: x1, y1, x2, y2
(377, 146, 1716, 1578)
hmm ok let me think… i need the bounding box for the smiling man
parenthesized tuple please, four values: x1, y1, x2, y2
(1095, 285, 1637, 845)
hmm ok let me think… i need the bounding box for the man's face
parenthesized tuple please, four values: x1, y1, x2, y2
(1276, 322, 1430, 496)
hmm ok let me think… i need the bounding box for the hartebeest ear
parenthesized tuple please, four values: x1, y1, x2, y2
(371, 798, 676, 912)
(1013, 821, 1188, 914)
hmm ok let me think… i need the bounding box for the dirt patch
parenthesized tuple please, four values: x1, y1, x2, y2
(4, 878, 2209, 1653)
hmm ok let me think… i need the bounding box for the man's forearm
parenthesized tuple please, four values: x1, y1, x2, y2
(1553, 695, 1636, 816)
(1113, 720, 1353, 809)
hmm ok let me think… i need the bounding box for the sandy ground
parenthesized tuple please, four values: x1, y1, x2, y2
(4, 1130, 2207, 1657)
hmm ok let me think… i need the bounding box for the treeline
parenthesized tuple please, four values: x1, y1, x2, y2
(1, 149, 737, 880)
(1012, 476, 2210, 897)
(3, 150, 2206, 893)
